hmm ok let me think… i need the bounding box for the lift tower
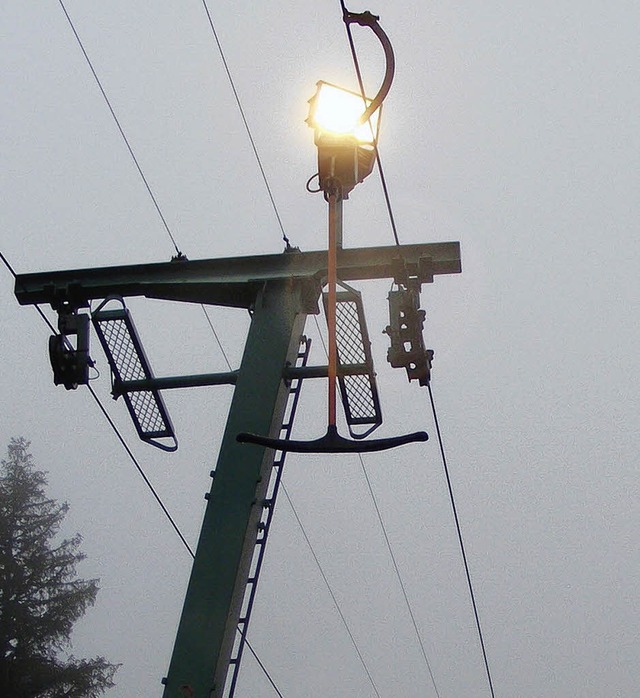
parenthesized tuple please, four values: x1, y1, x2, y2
(15, 242, 460, 696)
(14, 9, 462, 696)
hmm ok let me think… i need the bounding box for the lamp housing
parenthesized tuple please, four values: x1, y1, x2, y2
(306, 81, 381, 197)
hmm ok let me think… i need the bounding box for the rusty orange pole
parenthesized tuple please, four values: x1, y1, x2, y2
(327, 190, 339, 428)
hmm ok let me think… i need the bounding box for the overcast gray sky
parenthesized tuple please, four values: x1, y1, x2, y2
(2, 1, 639, 696)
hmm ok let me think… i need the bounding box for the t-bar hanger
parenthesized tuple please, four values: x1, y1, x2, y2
(237, 183, 428, 454)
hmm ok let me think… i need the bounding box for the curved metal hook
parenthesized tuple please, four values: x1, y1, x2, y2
(343, 9, 396, 124)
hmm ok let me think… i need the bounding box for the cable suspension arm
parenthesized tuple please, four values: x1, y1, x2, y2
(341, 6, 396, 124)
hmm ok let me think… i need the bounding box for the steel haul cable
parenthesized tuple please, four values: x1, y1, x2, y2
(199, 0, 291, 250)
(281, 484, 382, 698)
(56, 0, 236, 371)
(336, 3, 497, 695)
(428, 383, 497, 698)
(57, 0, 181, 258)
(339, 0, 401, 247)
(312, 286, 441, 696)
(358, 454, 442, 698)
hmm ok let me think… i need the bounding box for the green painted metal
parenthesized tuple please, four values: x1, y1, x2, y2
(113, 364, 368, 394)
(13, 242, 462, 696)
(14, 241, 461, 309)
(114, 371, 239, 394)
(161, 279, 309, 698)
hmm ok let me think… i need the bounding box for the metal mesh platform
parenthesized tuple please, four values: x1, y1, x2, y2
(324, 283, 382, 438)
(92, 297, 177, 451)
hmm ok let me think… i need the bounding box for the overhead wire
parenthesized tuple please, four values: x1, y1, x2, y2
(339, 0, 401, 247)
(357, 454, 442, 698)
(312, 285, 440, 694)
(338, 2, 497, 695)
(240, 628, 284, 698)
(57, 0, 235, 369)
(311, 310, 428, 696)
(427, 384, 497, 698)
(48, 4, 290, 693)
(57, 0, 181, 258)
(199, 0, 291, 250)
(281, 484, 382, 698)
(87, 384, 195, 557)
(201, 305, 233, 371)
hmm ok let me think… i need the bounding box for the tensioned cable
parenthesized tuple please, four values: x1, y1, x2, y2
(313, 313, 438, 694)
(2, 250, 284, 695)
(339, 0, 401, 247)
(312, 315, 329, 357)
(199, 0, 291, 250)
(274, 318, 380, 695)
(337, 6, 497, 694)
(57, 0, 182, 258)
(87, 384, 195, 558)
(202, 305, 232, 370)
(357, 453, 442, 698)
(237, 626, 284, 698)
(281, 483, 381, 698)
(427, 383, 496, 698)
(312, 290, 439, 693)
(56, 0, 233, 369)
(313, 298, 439, 693)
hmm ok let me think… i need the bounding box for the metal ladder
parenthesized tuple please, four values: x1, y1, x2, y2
(225, 335, 312, 697)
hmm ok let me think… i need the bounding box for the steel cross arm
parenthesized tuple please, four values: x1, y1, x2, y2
(14, 241, 461, 311)
(112, 364, 367, 394)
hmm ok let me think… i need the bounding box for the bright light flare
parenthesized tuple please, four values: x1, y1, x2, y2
(307, 81, 379, 144)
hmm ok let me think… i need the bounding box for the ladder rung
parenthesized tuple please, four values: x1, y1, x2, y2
(229, 335, 310, 698)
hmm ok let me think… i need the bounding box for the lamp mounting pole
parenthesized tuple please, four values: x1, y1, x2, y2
(326, 179, 342, 434)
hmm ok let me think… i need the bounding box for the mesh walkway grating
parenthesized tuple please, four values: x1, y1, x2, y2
(92, 297, 177, 451)
(324, 283, 382, 438)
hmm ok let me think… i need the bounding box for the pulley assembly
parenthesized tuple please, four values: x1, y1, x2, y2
(48, 306, 92, 391)
(384, 285, 433, 386)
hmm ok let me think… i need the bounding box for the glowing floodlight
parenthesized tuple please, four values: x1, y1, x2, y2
(307, 81, 379, 145)
(306, 81, 380, 198)
(305, 10, 394, 198)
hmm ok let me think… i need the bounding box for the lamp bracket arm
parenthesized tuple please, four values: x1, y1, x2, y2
(342, 9, 396, 123)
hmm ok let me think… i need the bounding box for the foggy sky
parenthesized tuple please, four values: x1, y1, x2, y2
(2, 1, 639, 696)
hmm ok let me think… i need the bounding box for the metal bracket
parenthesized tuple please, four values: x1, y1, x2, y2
(384, 286, 434, 386)
(322, 281, 382, 439)
(92, 296, 177, 452)
(49, 309, 92, 390)
(342, 9, 396, 125)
